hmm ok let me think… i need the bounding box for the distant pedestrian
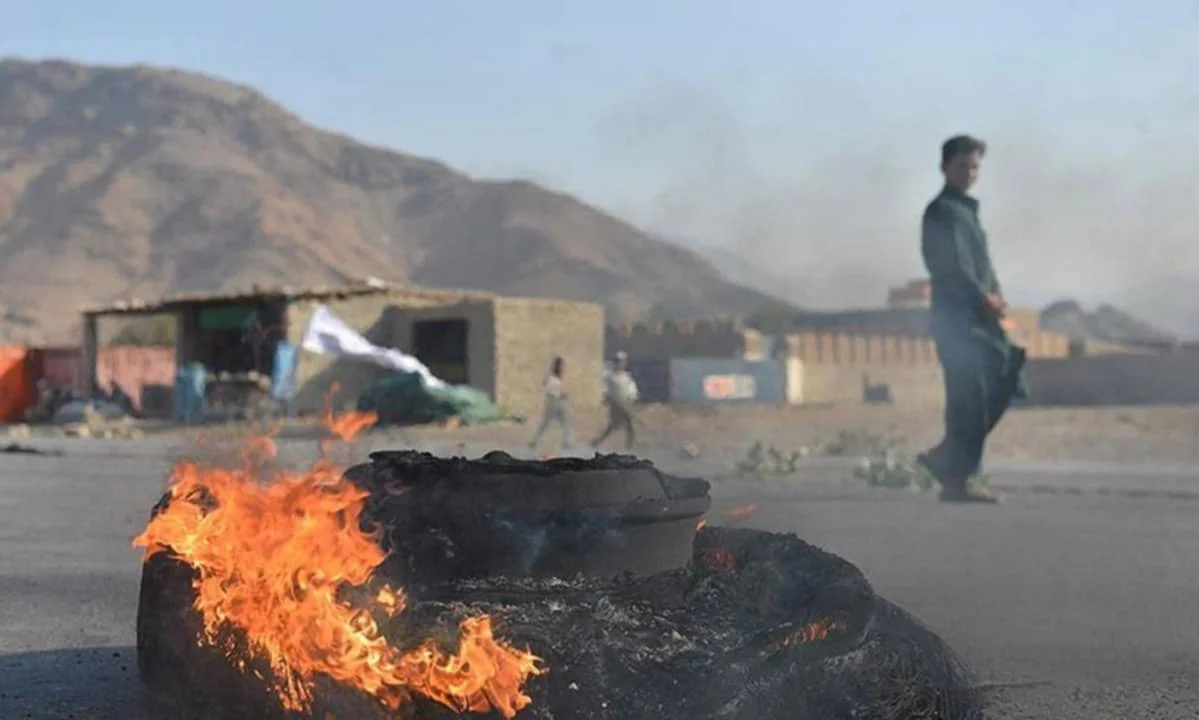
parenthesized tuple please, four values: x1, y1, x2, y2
(916, 134, 1028, 503)
(592, 352, 639, 451)
(529, 357, 574, 451)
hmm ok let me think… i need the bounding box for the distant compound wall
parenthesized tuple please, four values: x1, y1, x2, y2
(610, 308, 1152, 407)
(605, 319, 765, 361)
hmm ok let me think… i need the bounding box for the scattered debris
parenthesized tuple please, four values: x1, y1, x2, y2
(678, 441, 701, 459)
(854, 452, 937, 491)
(722, 503, 759, 522)
(23, 384, 77, 423)
(734, 441, 806, 477)
(60, 403, 144, 441)
(0, 443, 62, 456)
(821, 428, 898, 458)
(852, 451, 992, 493)
(52, 399, 127, 425)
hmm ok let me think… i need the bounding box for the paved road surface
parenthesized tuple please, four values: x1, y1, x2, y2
(0, 440, 1197, 718)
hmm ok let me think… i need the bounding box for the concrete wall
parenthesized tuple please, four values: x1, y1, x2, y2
(494, 297, 604, 418)
(390, 300, 497, 398)
(606, 319, 764, 360)
(1025, 352, 1199, 406)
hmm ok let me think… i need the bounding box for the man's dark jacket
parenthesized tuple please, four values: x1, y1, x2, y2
(921, 186, 1028, 399)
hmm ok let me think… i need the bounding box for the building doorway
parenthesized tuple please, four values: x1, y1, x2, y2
(413, 319, 469, 384)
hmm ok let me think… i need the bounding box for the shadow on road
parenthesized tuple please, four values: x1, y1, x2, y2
(0, 646, 153, 720)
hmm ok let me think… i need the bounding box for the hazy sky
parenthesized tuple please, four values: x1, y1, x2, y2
(3, 1, 1199, 329)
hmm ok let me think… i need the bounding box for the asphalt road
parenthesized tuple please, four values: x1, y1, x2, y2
(0, 440, 1197, 719)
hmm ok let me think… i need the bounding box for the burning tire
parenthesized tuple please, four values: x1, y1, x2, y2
(348, 450, 713, 590)
(135, 451, 983, 719)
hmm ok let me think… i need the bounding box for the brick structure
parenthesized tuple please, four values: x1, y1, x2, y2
(82, 281, 603, 420)
(492, 298, 605, 418)
(289, 290, 604, 418)
(383, 296, 604, 418)
(285, 286, 493, 411)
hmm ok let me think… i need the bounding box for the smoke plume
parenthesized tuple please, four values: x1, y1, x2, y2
(596, 82, 1199, 337)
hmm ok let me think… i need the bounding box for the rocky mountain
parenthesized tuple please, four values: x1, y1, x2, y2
(0, 58, 779, 343)
(1040, 300, 1177, 347)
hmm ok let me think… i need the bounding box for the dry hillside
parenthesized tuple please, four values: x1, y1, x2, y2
(0, 58, 779, 343)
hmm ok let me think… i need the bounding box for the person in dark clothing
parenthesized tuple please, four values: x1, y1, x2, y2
(916, 134, 1029, 504)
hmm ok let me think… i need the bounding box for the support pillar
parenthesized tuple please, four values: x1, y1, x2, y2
(81, 313, 98, 399)
(173, 309, 187, 370)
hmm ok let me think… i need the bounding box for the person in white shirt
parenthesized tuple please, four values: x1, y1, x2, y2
(529, 356, 573, 450)
(592, 351, 639, 450)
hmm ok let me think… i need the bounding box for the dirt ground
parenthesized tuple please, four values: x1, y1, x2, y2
(398, 403, 1199, 468)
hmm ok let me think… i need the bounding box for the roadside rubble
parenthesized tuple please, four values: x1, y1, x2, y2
(8, 400, 144, 441)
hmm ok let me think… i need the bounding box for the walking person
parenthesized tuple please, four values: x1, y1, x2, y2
(529, 357, 574, 451)
(592, 351, 638, 451)
(916, 134, 1028, 504)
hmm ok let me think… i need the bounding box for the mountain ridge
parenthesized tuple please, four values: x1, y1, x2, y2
(0, 57, 780, 343)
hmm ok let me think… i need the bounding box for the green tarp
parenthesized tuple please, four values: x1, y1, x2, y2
(198, 304, 257, 330)
(357, 372, 504, 426)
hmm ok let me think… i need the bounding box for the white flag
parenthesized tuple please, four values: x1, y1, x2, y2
(299, 304, 446, 389)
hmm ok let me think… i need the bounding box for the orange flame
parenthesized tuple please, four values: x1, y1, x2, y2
(324, 409, 379, 444)
(132, 414, 545, 716)
(778, 616, 848, 649)
(723, 504, 759, 522)
(322, 382, 378, 444)
(695, 519, 708, 531)
(711, 548, 735, 571)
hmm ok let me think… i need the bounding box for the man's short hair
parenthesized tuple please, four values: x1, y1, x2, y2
(940, 135, 987, 166)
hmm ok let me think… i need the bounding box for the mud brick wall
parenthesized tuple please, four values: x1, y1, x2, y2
(781, 334, 944, 406)
(606, 319, 764, 360)
(287, 287, 490, 413)
(785, 332, 941, 367)
(389, 300, 497, 397)
(787, 307, 1076, 361)
(494, 297, 604, 419)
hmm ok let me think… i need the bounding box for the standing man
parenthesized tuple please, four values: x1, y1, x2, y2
(916, 135, 1028, 503)
(592, 351, 639, 451)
